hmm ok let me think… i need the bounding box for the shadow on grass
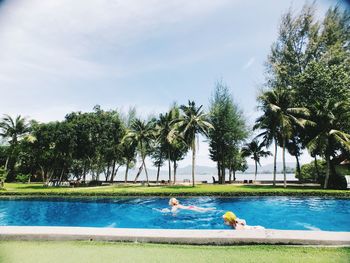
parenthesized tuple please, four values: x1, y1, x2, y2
(240, 185, 322, 190)
(5, 185, 71, 190)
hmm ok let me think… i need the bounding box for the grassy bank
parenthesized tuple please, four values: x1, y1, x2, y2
(0, 183, 349, 197)
(0, 241, 349, 263)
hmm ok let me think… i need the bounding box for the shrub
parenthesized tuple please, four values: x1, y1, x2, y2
(297, 160, 326, 183)
(15, 173, 30, 183)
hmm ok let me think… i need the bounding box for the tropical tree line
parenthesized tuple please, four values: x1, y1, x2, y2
(253, 4, 350, 189)
(0, 91, 248, 186)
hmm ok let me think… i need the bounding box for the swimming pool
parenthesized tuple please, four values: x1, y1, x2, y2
(0, 197, 349, 231)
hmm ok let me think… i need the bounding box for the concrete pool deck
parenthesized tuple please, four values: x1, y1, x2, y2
(0, 226, 349, 245)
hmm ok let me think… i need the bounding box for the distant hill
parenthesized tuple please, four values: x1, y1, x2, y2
(247, 162, 296, 174)
(175, 162, 296, 174)
(123, 162, 296, 176)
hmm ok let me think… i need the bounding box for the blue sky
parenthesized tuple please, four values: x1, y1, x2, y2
(0, 0, 347, 167)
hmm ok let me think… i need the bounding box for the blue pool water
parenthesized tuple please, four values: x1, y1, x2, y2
(0, 197, 349, 231)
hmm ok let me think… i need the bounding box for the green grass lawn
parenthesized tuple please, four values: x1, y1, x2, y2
(0, 241, 349, 263)
(0, 183, 349, 197)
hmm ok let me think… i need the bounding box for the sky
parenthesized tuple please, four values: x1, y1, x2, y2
(0, 0, 348, 168)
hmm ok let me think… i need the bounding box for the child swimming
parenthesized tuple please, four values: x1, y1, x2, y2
(222, 211, 265, 230)
(169, 198, 215, 213)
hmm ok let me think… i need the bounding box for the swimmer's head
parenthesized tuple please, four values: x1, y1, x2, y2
(169, 198, 179, 206)
(222, 211, 237, 224)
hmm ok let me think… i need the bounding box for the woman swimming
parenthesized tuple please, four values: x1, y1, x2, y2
(222, 211, 265, 230)
(169, 198, 215, 213)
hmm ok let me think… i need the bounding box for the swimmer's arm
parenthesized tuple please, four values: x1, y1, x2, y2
(177, 204, 188, 210)
(237, 218, 246, 225)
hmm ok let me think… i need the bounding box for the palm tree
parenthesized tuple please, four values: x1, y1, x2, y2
(254, 109, 279, 186)
(121, 138, 137, 183)
(241, 139, 271, 181)
(120, 108, 137, 183)
(258, 89, 311, 188)
(155, 107, 179, 184)
(307, 100, 350, 189)
(172, 101, 213, 187)
(0, 115, 30, 172)
(122, 118, 155, 186)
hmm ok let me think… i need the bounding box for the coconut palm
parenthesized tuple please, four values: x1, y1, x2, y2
(122, 118, 155, 186)
(307, 100, 350, 189)
(254, 108, 279, 186)
(171, 101, 213, 187)
(0, 115, 30, 172)
(120, 108, 137, 183)
(241, 139, 272, 181)
(121, 138, 137, 183)
(155, 107, 179, 184)
(258, 89, 312, 187)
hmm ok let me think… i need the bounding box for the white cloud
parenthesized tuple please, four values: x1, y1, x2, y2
(0, 0, 233, 82)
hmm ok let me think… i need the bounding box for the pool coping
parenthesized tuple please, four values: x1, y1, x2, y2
(0, 226, 349, 246)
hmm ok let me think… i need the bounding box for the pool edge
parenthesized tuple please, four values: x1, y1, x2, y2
(0, 226, 349, 246)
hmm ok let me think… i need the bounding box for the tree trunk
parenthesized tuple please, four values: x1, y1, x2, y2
(233, 170, 236, 181)
(168, 156, 171, 185)
(173, 160, 177, 185)
(217, 162, 221, 185)
(125, 161, 130, 183)
(133, 162, 143, 183)
(295, 155, 301, 179)
(282, 138, 287, 188)
(40, 166, 45, 183)
(58, 168, 64, 185)
(324, 154, 331, 189)
(82, 162, 87, 183)
(104, 163, 111, 182)
(142, 156, 150, 187)
(47, 169, 53, 184)
(229, 169, 232, 184)
(111, 164, 121, 183)
(254, 160, 257, 182)
(273, 138, 277, 186)
(110, 160, 117, 182)
(4, 156, 9, 170)
(156, 162, 161, 184)
(192, 140, 196, 187)
(314, 156, 319, 182)
(221, 165, 226, 184)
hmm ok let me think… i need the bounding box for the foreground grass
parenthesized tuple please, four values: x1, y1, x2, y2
(0, 241, 349, 263)
(0, 183, 349, 197)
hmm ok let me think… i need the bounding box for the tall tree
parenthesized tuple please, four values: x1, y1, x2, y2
(155, 107, 179, 184)
(209, 82, 248, 184)
(258, 89, 311, 187)
(172, 101, 213, 187)
(120, 108, 137, 183)
(123, 118, 155, 186)
(254, 108, 279, 186)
